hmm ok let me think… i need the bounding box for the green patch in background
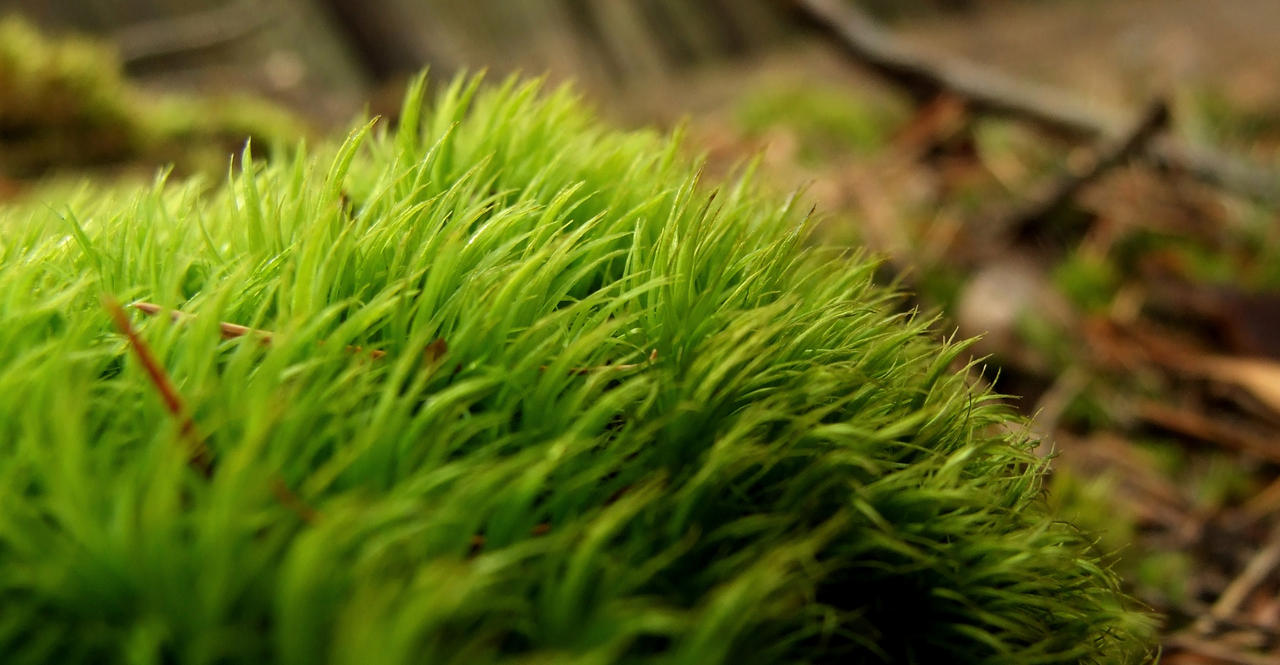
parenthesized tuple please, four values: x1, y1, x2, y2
(732, 80, 903, 164)
(0, 15, 306, 183)
(1054, 248, 1121, 313)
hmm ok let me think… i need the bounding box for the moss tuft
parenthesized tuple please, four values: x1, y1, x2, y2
(0, 74, 1153, 664)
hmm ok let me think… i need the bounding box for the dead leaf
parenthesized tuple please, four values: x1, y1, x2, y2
(1195, 355, 1280, 422)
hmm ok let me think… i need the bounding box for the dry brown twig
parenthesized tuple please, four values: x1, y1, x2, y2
(1241, 476, 1280, 524)
(1135, 401, 1280, 466)
(1087, 316, 1280, 436)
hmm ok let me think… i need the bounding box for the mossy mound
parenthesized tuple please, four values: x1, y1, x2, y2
(0, 15, 304, 180)
(0, 75, 1152, 664)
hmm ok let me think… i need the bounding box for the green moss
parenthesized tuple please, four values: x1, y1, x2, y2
(0, 15, 306, 179)
(1134, 439, 1188, 478)
(1058, 389, 1116, 431)
(1192, 453, 1258, 510)
(1181, 86, 1280, 149)
(1047, 469, 1136, 559)
(1134, 551, 1193, 610)
(0, 74, 1153, 664)
(1053, 249, 1120, 313)
(1048, 463, 1200, 613)
(733, 82, 901, 164)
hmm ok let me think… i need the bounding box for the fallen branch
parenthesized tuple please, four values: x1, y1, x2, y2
(794, 0, 1109, 135)
(1003, 98, 1171, 241)
(793, 0, 1280, 204)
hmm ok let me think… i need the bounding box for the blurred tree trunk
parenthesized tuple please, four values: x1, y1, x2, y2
(312, 0, 456, 80)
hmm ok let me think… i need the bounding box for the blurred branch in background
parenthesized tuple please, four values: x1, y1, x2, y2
(794, 0, 1280, 205)
(1000, 97, 1171, 245)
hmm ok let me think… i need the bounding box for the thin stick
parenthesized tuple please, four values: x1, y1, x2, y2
(133, 301, 268, 343)
(1137, 401, 1280, 465)
(1240, 475, 1280, 524)
(1199, 524, 1280, 632)
(1165, 633, 1280, 665)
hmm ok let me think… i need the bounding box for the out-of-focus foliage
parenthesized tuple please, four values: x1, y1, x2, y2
(733, 81, 904, 164)
(0, 15, 305, 180)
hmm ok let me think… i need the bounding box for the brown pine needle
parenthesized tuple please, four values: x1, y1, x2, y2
(131, 301, 387, 359)
(132, 301, 267, 343)
(133, 301, 647, 376)
(107, 295, 321, 522)
(423, 337, 448, 364)
(270, 477, 321, 524)
(105, 296, 214, 477)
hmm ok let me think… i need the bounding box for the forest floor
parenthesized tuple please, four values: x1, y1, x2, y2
(651, 2, 1280, 663)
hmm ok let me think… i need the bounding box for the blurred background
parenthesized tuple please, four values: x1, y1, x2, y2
(5, 1, 1280, 662)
